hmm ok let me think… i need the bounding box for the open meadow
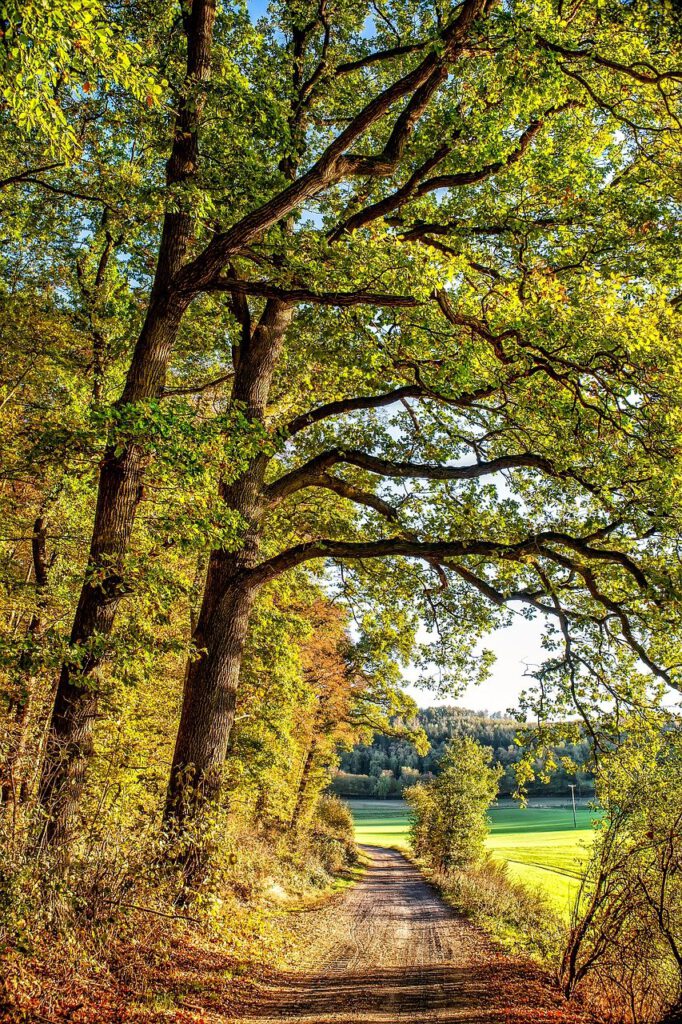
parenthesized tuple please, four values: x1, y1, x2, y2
(349, 798, 596, 916)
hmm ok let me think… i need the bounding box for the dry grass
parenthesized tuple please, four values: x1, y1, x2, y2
(424, 855, 567, 964)
(0, 804, 358, 1023)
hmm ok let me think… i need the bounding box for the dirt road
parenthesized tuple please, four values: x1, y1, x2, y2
(235, 846, 587, 1023)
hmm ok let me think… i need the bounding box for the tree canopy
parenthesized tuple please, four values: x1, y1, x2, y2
(0, 0, 680, 862)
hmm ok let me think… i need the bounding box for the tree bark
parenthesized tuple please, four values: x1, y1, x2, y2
(165, 581, 256, 821)
(164, 301, 293, 830)
(36, 0, 217, 851)
(2, 517, 49, 815)
(291, 740, 317, 828)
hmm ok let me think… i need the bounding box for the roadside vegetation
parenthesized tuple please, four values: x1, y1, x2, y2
(1, 799, 359, 1022)
(398, 720, 682, 1024)
(404, 737, 567, 959)
(1, 0, 681, 1021)
(352, 795, 594, 909)
(560, 725, 682, 1024)
(1, 595, 372, 1019)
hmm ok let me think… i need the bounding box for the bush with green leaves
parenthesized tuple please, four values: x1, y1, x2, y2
(560, 721, 682, 1023)
(311, 794, 357, 873)
(406, 737, 502, 871)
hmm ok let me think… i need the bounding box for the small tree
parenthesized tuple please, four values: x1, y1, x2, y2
(560, 721, 682, 1023)
(406, 737, 501, 871)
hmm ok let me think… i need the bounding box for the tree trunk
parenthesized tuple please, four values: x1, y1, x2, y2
(164, 581, 255, 821)
(162, 486, 265, 836)
(291, 740, 317, 828)
(2, 517, 49, 822)
(36, 0, 217, 852)
(37, 308, 186, 849)
(163, 300, 293, 839)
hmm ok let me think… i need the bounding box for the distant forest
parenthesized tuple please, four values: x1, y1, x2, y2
(333, 707, 595, 801)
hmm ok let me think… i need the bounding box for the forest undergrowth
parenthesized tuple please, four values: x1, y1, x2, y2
(0, 796, 359, 1023)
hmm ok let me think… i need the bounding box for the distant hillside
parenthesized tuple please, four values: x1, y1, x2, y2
(333, 706, 594, 800)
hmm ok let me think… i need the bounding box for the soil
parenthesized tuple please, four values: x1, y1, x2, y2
(230, 846, 589, 1023)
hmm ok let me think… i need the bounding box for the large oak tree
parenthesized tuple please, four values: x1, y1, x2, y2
(11, 0, 679, 848)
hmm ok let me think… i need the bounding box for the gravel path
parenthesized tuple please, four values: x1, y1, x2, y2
(235, 846, 588, 1023)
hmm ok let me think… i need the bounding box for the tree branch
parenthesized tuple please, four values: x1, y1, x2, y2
(175, 0, 488, 291)
(268, 448, 577, 502)
(285, 473, 401, 521)
(242, 531, 663, 679)
(204, 277, 421, 307)
(246, 530, 649, 591)
(283, 371, 541, 437)
(396, 215, 570, 241)
(330, 142, 452, 238)
(329, 104, 579, 240)
(5, 176, 114, 208)
(443, 558, 599, 622)
(536, 34, 682, 84)
(409, 110, 573, 198)
(160, 370, 235, 397)
(0, 162, 64, 188)
(335, 41, 429, 76)
(285, 385, 427, 436)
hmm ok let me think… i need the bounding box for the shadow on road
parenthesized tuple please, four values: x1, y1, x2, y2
(161, 848, 586, 1024)
(239, 961, 571, 1022)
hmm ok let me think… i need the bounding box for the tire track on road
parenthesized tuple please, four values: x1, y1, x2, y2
(233, 846, 588, 1023)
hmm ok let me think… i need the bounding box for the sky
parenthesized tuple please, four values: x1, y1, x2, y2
(458, 616, 547, 712)
(406, 617, 682, 716)
(404, 615, 548, 714)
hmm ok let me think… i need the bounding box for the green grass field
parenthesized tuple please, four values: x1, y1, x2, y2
(349, 797, 596, 916)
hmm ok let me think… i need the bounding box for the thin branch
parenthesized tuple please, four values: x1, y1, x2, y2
(160, 370, 235, 396)
(396, 215, 571, 242)
(283, 370, 541, 437)
(204, 277, 421, 307)
(0, 162, 64, 188)
(335, 41, 429, 75)
(409, 107, 578, 199)
(10, 177, 114, 208)
(287, 473, 401, 521)
(285, 385, 427, 436)
(536, 34, 682, 84)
